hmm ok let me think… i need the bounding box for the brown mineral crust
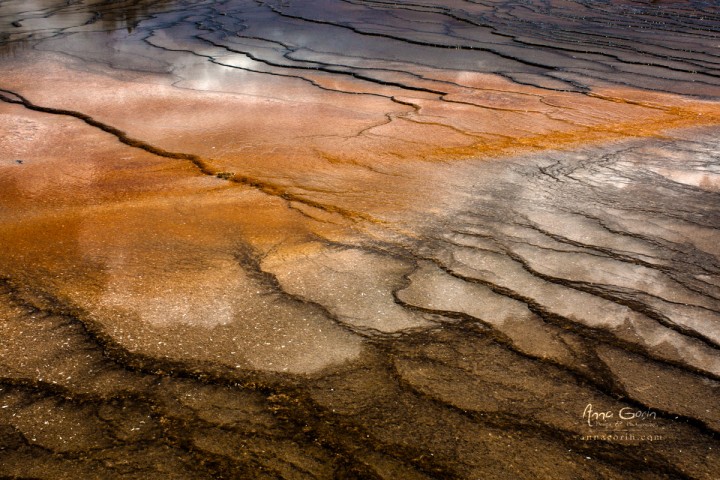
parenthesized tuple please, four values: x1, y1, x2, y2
(1, 1, 720, 478)
(4, 53, 720, 183)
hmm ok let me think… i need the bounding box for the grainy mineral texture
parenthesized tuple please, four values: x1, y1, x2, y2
(0, 1, 719, 478)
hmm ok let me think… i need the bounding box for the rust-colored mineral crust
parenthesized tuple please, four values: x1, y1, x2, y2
(1, 1, 719, 478)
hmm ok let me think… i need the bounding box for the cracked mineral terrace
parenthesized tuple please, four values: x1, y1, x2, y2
(0, 0, 719, 478)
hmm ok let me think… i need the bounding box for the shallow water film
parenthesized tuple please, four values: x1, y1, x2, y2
(1, 0, 719, 478)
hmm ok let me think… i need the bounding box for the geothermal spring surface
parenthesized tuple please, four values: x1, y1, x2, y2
(0, 0, 719, 478)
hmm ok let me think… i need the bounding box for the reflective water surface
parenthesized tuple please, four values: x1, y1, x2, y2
(1, 0, 719, 478)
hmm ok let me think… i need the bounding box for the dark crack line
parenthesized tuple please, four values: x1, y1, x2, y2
(472, 231, 720, 352)
(424, 242, 720, 386)
(0, 87, 384, 225)
(263, 3, 555, 70)
(383, 326, 703, 480)
(197, 30, 579, 122)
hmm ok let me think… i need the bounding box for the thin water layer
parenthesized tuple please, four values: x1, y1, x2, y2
(0, 0, 719, 478)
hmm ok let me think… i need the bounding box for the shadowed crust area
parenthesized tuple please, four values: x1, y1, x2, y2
(0, 0, 719, 478)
